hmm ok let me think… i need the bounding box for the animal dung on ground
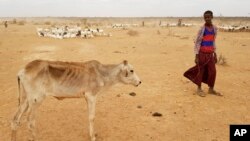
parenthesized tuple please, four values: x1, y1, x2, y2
(152, 112, 163, 117)
(129, 92, 136, 96)
(113, 51, 123, 54)
(137, 105, 142, 109)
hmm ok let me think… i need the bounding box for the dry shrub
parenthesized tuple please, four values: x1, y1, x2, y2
(33, 22, 41, 25)
(44, 21, 51, 25)
(86, 23, 92, 27)
(127, 30, 139, 36)
(12, 18, 17, 24)
(76, 23, 81, 27)
(218, 54, 227, 65)
(157, 30, 161, 35)
(81, 18, 87, 25)
(17, 20, 26, 25)
(51, 24, 56, 28)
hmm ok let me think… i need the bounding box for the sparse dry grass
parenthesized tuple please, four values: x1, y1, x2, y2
(217, 54, 228, 65)
(167, 28, 174, 36)
(180, 36, 189, 40)
(127, 30, 139, 36)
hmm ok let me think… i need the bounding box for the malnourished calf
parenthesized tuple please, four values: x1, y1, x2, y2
(11, 60, 141, 141)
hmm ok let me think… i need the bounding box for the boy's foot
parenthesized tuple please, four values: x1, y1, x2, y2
(197, 90, 206, 97)
(208, 89, 223, 96)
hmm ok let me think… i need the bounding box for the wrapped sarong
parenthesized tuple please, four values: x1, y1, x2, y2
(184, 52, 216, 87)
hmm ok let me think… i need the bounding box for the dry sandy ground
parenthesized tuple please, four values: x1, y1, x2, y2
(0, 20, 250, 141)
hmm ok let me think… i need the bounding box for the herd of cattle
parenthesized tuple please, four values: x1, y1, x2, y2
(37, 26, 112, 39)
(217, 25, 250, 32)
(159, 23, 250, 32)
(36, 23, 250, 39)
(159, 23, 194, 27)
(111, 23, 140, 29)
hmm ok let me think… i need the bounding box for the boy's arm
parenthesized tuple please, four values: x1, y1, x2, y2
(214, 52, 218, 63)
(194, 27, 203, 54)
(213, 25, 218, 63)
(194, 27, 204, 64)
(213, 25, 218, 53)
(195, 54, 199, 64)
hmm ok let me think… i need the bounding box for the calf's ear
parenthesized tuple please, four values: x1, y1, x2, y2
(123, 60, 128, 65)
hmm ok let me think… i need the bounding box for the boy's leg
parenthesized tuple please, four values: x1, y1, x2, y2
(196, 53, 206, 97)
(197, 85, 206, 97)
(208, 87, 223, 96)
(207, 54, 216, 88)
(207, 54, 222, 96)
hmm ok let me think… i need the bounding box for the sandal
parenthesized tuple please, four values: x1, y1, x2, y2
(197, 90, 206, 97)
(208, 90, 223, 96)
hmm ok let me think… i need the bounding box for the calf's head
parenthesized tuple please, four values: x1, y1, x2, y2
(119, 60, 141, 87)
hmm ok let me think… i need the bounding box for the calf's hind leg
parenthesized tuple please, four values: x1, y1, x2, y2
(11, 100, 29, 141)
(26, 94, 45, 141)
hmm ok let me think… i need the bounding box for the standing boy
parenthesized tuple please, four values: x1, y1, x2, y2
(184, 10, 222, 97)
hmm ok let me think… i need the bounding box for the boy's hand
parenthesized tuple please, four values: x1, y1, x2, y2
(195, 54, 199, 64)
(214, 53, 218, 63)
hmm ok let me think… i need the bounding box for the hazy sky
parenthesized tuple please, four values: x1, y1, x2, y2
(0, 0, 249, 17)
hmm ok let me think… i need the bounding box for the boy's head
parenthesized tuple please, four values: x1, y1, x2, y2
(203, 10, 213, 25)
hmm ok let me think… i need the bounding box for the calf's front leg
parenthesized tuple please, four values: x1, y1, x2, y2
(85, 92, 97, 141)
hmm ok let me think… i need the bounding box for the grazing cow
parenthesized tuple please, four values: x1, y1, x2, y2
(11, 60, 141, 141)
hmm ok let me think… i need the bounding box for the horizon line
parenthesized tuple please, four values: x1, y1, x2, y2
(1, 16, 250, 18)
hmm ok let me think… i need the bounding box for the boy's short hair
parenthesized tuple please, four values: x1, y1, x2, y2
(204, 10, 213, 16)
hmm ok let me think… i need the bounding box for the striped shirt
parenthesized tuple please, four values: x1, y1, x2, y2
(194, 25, 217, 54)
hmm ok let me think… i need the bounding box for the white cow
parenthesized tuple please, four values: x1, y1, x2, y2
(11, 60, 141, 141)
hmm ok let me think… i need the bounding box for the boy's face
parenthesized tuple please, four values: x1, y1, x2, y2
(204, 13, 213, 25)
